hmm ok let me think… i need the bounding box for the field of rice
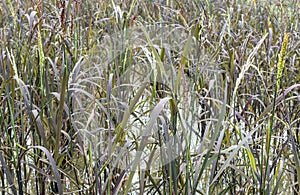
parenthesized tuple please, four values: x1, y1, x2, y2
(0, 0, 299, 194)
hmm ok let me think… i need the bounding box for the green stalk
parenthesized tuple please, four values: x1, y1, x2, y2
(54, 63, 68, 162)
(263, 33, 289, 194)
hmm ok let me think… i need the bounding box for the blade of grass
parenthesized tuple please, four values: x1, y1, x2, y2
(264, 33, 289, 193)
(192, 79, 228, 194)
(30, 146, 63, 195)
(124, 97, 171, 195)
(0, 151, 17, 195)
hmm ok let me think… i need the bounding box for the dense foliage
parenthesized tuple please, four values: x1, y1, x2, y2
(0, 0, 299, 194)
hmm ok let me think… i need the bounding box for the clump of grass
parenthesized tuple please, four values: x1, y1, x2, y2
(0, 0, 299, 194)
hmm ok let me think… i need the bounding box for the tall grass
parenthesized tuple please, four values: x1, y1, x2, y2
(0, 0, 299, 194)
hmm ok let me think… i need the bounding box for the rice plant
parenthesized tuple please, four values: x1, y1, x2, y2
(0, 0, 299, 194)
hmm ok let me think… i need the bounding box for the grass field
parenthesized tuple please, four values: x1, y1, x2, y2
(0, 0, 299, 194)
